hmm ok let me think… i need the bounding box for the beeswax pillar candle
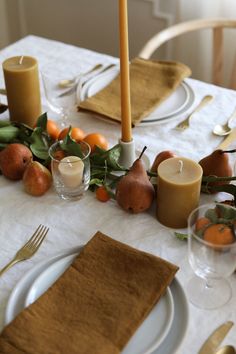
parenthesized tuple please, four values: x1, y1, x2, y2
(3, 56, 41, 127)
(157, 157, 203, 228)
(119, 0, 132, 142)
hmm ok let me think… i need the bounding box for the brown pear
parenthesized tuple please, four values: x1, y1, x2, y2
(0, 143, 32, 180)
(23, 161, 52, 196)
(151, 150, 176, 173)
(199, 149, 232, 186)
(116, 153, 155, 213)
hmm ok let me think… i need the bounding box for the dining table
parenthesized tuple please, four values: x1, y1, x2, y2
(0, 35, 236, 354)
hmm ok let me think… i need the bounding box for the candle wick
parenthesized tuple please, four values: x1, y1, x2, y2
(19, 56, 24, 65)
(178, 160, 183, 173)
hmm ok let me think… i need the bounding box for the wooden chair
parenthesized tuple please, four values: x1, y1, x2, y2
(138, 18, 236, 88)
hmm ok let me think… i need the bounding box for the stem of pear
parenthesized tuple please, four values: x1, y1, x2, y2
(221, 149, 236, 154)
(138, 146, 147, 160)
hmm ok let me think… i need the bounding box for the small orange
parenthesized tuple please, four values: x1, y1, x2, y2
(195, 217, 211, 232)
(58, 127, 86, 142)
(203, 223, 235, 245)
(96, 186, 111, 202)
(46, 120, 60, 140)
(83, 133, 108, 153)
(53, 150, 66, 161)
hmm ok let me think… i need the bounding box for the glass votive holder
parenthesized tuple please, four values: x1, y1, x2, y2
(187, 202, 236, 309)
(49, 140, 91, 200)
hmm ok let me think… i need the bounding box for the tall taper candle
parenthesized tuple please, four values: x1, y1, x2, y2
(119, 0, 132, 142)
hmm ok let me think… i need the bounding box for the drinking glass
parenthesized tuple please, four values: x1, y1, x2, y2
(49, 140, 91, 200)
(187, 202, 236, 309)
(41, 68, 81, 128)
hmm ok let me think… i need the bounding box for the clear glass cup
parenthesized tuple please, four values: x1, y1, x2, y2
(49, 140, 91, 200)
(41, 67, 81, 128)
(187, 202, 236, 309)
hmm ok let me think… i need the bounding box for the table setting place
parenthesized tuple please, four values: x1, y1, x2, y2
(0, 3, 236, 354)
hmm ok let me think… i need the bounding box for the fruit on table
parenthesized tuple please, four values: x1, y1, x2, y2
(199, 149, 232, 185)
(96, 186, 111, 202)
(53, 150, 66, 161)
(195, 204, 236, 246)
(23, 161, 52, 196)
(83, 133, 108, 153)
(151, 150, 176, 172)
(195, 217, 211, 231)
(116, 149, 155, 213)
(0, 143, 32, 180)
(46, 119, 60, 140)
(58, 127, 85, 142)
(203, 223, 235, 245)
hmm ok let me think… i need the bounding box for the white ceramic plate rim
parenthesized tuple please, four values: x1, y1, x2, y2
(23, 252, 174, 354)
(86, 70, 190, 121)
(5, 247, 188, 354)
(80, 66, 195, 125)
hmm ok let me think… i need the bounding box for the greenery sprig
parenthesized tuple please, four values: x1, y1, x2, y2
(1, 112, 236, 204)
(201, 175, 236, 205)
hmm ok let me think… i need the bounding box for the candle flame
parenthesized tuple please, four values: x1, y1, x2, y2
(178, 160, 183, 173)
(19, 56, 24, 65)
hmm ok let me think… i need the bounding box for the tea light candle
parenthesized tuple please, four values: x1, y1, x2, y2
(2, 56, 41, 127)
(58, 156, 84, 188)
(157, 157, 203, 228)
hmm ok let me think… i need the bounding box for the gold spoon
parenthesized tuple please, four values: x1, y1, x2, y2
(213, 107, 236, 136)
(215, 345, 236, 354)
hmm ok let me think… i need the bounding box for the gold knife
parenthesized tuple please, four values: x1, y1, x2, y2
(198, 321, 234, 354)
(218, 127, 236, 150)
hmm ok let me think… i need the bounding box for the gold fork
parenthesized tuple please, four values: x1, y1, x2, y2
(0, 224, 49, 277)
(175, 94, 214, 130)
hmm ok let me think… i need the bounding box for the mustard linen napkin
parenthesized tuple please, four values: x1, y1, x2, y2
(79, 57, 191, 126)
(0, 231, 178, 354)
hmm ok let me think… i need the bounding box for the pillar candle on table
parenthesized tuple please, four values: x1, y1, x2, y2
(58, 156, 84, 188)
(119, 0, 132, 142)
(2, 56, 41, 127)
(157, 157, 203, 228)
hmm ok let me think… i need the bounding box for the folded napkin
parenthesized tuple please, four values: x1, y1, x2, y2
(0, 231, 178, 354)
(79, 57, 191, 126)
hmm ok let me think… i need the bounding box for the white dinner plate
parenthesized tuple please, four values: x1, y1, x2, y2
(5, 247, 188, 354)
(24, 253, 174, 354)
(80, 66, 195, 126)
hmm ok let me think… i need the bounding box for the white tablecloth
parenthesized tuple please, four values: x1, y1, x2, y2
(0, 35, 236, 354)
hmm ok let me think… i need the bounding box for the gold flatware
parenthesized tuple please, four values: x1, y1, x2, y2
(0, 64, 108, 96)
(0, 224, 49, 277)
(58, 63, 103, 88)
(198, 321, 234, 354)
(58, 63, 116, 98)
(175, 94, 214, 130)
(213, 106, 236, 136)
(217, 127, 236, 150)
(215, 346, 236, 354)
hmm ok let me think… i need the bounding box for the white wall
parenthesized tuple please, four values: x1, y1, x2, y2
(0, 0, 10, 48)
(0, 0, 168, 59)
(0, 0, 235, 87)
